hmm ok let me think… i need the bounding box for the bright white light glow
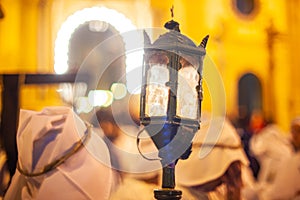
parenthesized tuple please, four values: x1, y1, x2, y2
(177, 66, 199, 119)
(110, 83, 127, 99)
(125, 50, 144, 94)
(145, 64, 169, 116)
(57, 82, 87, 104)
(88, 90, 113, 107)
(54, 6, 143, 94)
(75, 97, 93, 113)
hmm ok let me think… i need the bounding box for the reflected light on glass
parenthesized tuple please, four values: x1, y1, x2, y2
(110, 83, 127, 99)
(145, 64, 169, 116)
(177, 66, 199, 119)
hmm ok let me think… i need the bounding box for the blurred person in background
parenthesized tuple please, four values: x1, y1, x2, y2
(251, 117, 300, 200)
(175, 113, 256, 200)
(250, 121, 292, 185)
(235, 109, 266, 180)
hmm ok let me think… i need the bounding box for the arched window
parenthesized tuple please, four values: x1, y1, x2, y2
(232, 0, 259, 18)
(54, 7, 143, 94)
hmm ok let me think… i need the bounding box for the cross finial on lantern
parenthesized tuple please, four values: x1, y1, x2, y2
(164, 5, 180, 32)
(170, 5, 174, 18)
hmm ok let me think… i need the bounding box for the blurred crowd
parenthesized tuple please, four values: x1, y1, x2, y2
(0, 100, 299, 200)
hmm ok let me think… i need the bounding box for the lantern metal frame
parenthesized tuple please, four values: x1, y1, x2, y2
(139, 19, 208, 200)
(140, 29, 207, 130)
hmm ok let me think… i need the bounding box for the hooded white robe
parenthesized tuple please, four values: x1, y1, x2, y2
(4, 106, 114, 200)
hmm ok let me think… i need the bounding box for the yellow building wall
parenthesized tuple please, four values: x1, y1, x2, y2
(287, 0, 300, 125)
(0, 0, 298, 131)
(169, 0, 291, 130)
(0, 0, 38, 73)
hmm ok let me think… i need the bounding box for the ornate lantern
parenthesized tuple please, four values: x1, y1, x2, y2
(139, 11, 209, 200)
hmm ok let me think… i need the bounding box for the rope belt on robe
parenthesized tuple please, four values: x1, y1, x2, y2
(16, 122, 92, 177)
(193, 143, 242, 150)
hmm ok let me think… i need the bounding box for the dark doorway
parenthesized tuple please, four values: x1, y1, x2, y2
(237, 73, 263, 179)
(238, 73, 262, 122)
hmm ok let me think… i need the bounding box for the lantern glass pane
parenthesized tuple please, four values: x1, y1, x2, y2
(145, 64, 169, 116)
(177, 64, 199, 119)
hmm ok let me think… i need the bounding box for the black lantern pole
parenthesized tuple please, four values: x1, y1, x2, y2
(140, 8, 209, 200)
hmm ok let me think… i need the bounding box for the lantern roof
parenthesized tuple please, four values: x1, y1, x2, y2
(143, 23, 207, 55)
(153, 30, 197, 48)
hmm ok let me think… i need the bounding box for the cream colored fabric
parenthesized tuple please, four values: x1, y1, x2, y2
(250, 122, 300, 200)
(250, 124, 293, 183)
(258, 151, 300, 200)
(109, 177, 157, 200)
(112, 124, 161, 176)
(4, 106, 113, 200)
(176, 115, 249, 187)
